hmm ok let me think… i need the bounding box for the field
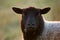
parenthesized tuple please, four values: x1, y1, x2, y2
(0, 0, 60, 40)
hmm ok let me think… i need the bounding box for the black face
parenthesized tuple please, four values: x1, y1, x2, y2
(12, 7, 51, 32)
(22, 8, 41, 32)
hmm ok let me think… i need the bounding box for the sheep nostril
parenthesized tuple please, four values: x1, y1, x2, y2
(32, 24, 35, 25)
(27, 24, 35, 26)
(28, 24, 30, 26)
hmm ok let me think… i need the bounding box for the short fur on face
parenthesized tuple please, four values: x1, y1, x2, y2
(12, 7, 51, 40)
(12, 7, 50, 32)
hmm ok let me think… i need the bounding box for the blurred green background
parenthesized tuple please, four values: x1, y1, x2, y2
(0, 0, 60, 40)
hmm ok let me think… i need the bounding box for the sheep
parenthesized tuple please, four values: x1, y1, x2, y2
(12, 7, 60, 40)
(40, 20, 60, 40)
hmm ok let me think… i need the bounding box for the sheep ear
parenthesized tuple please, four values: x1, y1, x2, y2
(41, 7, 51, 14)
(12, 7, 23, 14)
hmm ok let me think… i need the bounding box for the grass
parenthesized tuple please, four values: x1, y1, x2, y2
(0, 8, 22, 40)
(0, 0, 60, 40)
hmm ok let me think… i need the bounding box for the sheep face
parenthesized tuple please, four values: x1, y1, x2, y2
(12, 7, 50, 33)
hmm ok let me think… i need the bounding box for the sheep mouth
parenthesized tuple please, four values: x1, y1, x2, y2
(24, 28, 36, 32)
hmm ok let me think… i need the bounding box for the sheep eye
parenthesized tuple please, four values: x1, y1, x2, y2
(24, 13, 27, 15)
(35, 12, 39, 16)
